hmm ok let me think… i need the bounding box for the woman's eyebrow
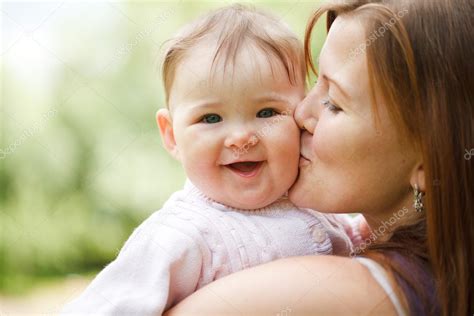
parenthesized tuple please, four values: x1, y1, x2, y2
(322, 74, 350, 100)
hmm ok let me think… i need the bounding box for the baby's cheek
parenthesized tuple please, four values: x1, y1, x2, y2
(180, 133, 218, 167)
(263, 121, 300, 191)
(275, 120, 300, 162)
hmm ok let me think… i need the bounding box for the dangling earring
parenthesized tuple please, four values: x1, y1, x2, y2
(413, 184, 425, 212)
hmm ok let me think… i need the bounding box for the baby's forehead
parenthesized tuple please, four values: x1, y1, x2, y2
(169, 45, 304, 114)
(176, 39, 299, 89)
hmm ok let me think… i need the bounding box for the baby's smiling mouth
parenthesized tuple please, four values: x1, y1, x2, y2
(224, 161, 264, 178)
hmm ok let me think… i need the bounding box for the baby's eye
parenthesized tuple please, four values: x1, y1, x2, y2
(257, 108, 278, 118)
(322, 99, 342, 114)
(201, 114, 222, 124)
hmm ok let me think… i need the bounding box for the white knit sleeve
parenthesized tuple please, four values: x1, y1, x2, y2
(61, 210, 204, 316)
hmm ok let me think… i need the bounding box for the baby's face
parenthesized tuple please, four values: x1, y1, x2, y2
(165, 43, 304, 209)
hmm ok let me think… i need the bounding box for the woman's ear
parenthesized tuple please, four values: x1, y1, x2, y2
(156, 109, 180, 160)
(410, 163, 425, 192)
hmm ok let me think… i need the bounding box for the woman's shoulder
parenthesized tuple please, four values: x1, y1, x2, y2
(167, 255, 399, 315)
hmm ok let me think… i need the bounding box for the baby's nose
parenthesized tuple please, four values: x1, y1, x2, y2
(224, 129, 259, 149)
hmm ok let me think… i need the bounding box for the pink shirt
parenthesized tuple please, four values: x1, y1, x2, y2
(62, 180, 359, 315)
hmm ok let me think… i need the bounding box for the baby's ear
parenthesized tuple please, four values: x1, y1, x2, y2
(156, 109, 180, 160)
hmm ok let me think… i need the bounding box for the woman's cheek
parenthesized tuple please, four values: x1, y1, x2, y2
(315, 114, 367, 164)
(312, 119, 341, 163)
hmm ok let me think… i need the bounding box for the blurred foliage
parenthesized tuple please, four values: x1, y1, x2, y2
(0, 0, 326, 294)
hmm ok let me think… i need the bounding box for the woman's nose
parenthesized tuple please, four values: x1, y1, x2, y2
(295, 90, 319, 134)
(224, 128, 258, 149)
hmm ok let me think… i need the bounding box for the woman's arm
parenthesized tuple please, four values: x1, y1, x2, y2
(166, 255, 397, 316)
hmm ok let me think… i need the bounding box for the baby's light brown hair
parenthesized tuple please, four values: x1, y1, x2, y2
(161, 4, 306, 106)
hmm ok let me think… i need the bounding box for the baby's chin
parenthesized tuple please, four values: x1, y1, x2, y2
(221, 198, 278, 210)
(206, 188, 286, 210)
(189, 171, 297, 210)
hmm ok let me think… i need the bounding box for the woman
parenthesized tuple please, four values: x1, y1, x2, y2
(167, 0, 473, 315)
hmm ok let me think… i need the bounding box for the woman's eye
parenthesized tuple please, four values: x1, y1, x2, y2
(201, 114, 222, 124)
(322, 99, 342, 113)
(257, 108, 278, 118)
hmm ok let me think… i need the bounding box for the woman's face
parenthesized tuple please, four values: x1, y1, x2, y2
(289, 15, 419, 217)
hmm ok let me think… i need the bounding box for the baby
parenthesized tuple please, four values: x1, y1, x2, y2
(62, 4, 361, 315)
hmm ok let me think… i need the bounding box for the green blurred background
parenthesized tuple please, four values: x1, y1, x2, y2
(0, 0, 325, 307)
